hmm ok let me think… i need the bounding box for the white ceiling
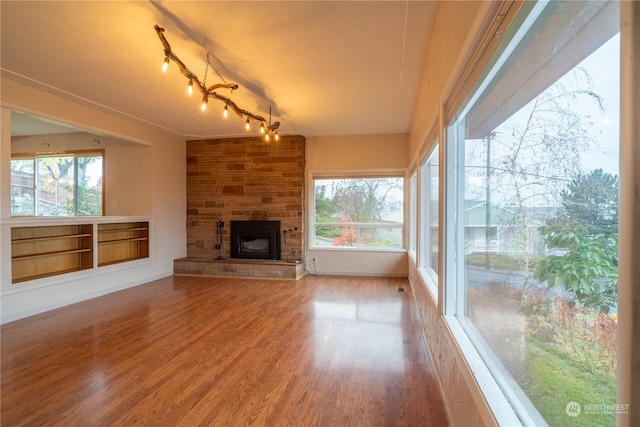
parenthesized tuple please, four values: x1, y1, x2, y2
(1, 1, 438, 140)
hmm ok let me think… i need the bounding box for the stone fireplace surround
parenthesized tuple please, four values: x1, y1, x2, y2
(173, 135, 305, 279)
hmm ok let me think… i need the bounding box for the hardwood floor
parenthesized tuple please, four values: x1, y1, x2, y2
(1, 275, 448, 426)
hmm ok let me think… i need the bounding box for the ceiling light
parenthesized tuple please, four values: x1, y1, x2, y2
(154, 24, 280, 140)
(201, 94, 208, 111)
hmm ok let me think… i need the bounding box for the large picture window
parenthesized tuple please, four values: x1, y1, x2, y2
(313, 176, 403, 249)
(11, 151, 104, 216)
(419, 143, 439, 299)
(447, 1, 619, 425)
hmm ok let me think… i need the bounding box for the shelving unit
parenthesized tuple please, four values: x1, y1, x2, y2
(98, 221, 149, 267)
(11, 224, 93, 283)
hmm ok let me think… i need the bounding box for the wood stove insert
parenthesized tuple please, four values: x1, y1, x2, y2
(230, 220, 281, 260)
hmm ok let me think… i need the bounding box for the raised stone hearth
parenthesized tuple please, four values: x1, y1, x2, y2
(174, 257, 305, 280)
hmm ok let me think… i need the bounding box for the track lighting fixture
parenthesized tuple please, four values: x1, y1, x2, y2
(154, 24, 280, 141)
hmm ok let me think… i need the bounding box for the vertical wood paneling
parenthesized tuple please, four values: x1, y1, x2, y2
(409, 263, 486, 426)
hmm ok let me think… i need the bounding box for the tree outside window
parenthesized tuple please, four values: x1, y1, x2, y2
(10, 152, 104, 216)
(313, 177, 403, 248)
(449, 4, 620, 424)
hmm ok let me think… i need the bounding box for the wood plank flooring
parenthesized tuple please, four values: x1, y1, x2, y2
(1, 275, 448, 426)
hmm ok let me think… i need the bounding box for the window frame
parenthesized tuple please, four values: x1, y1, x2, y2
(310, 171, 406, 252)
(442, 0, 620, 425)
(10, 149, 105, 217)
(418, 141, 439, 302)
(408, 169, 417, 256)
(443, 4, 553, 423)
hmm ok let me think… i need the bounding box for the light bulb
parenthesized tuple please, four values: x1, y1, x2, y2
(187, 79, 193, 96)
(265, 133, 270, 142)
(223, 104, 228, 118)
(201, 94, 208, 111)
(245, 119, 250, 131)
(275, 131, 280, 141)
(260, 123, 265, 135)
(162, 57, 170, 73)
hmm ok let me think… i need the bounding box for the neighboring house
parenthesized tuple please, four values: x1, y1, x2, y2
(463, 200, 556, 256)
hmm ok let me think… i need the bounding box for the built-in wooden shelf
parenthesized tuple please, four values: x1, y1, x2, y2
(98, 222, 149, 267)
(10, 219, 151, 284)
(11, 224, 94, 283)
(12, 248, 93, 261)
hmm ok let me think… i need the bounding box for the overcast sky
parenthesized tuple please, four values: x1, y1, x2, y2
(579, 33, 620, 176)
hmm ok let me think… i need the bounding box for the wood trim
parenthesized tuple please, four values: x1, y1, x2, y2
(10, 148, 105, 158)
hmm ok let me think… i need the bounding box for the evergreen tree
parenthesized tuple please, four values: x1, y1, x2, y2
(556, 168, 618, 236)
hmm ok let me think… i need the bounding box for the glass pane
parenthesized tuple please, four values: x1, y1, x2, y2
(10, 159, 35, 215)
(409, 172, 417, 252)
(422, 144, 439, 273)
(315, 178, 403, 223)
(358, 226, 402, 247)
(36, 155, 75, 216)
(314, 177, 403, 248)
(314, 225, 402, 248)
(76, 155, 103, 215)
(454, 3, 619, 425)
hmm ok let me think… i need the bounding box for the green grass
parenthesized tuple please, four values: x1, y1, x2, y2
(522, 338, 616, 427)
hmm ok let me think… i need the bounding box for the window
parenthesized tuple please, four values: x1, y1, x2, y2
(419, 143, 439, 298)
(313, 176, 403, 248)
(11, 151, 104, 216)
(408, 171, 417, 254)
(447, 1, 619, 425)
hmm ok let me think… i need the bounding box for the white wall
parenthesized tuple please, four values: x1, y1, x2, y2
(305, 133, 409, 277)
(1, 78, 186, 323)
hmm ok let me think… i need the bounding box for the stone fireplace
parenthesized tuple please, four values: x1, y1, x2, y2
(174, 135, 305, 279)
